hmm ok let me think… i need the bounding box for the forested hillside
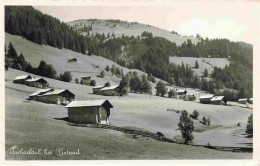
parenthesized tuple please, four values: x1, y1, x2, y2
(5, 6, 253, 99)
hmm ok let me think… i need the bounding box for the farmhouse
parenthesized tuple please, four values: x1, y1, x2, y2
(28, 88, 53, 100)
(25, 78, 48, 88)
(210, 96, 227, 105)
(92, 85, 105, 94)
(65, 99, 113, 124)
(177, 89, 187, 95)
(238, 98, 248, 104)
(13, 75, 32, 84)
(97, 85, 119, 96)
(199, 94, 215, 104)
(37, 89, 75, 105)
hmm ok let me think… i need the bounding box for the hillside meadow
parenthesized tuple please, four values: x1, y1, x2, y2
(5, 69, 252, 159)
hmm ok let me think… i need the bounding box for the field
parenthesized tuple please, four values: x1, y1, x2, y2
(67, 19, 200, 46)
(169, 57, 230, 77)
(5, 69, 253, 159)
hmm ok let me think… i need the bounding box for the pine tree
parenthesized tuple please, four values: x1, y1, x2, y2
(195, 60, 199, 69)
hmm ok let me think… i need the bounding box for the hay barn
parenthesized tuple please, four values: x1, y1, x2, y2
(97, 85, 119, 96)
(210, 96, 227, 105)
(92, 85, 105, 94)
(37, 89, 75, 105)
(13, 75, 32, 84)
(199, 94, 215, 104)
(29, 88, 53, 100)
(65, 99, 113, 124)
(25, 78, 49, 88)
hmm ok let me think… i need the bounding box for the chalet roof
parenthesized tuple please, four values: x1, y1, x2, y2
(199, 94, 215, 99)
(40, 89, 74, 96)
(177, 89, 186, 93)
(14, 75, 31, 80)
(65, 99, 113, 108)
(211, 96, 225, 101)
(25, 78, 47, 83)
(238, 98, 248, 102)
(249, 98, 253, 101)
(93, 85, 105, 89)
(99, 85, 119, 91)
(29, 88, 53, 97)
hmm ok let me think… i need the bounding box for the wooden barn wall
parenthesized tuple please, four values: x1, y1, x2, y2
(68, 106, 98, 124)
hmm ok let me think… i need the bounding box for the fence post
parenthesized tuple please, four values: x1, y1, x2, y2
(29, 115, 30, 120)
(36, 116, 37, 121)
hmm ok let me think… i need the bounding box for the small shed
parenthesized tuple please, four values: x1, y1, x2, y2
(210, 96, 227, 105)
(97, 85, 119, 96)
(13, 75, 32, 84)
(68, 58, 77, 62)
(81, 76, 91, 81)
(199, 94, 215, 104)
(25, 78, 48, 88)
(37, 89, 75, 105)
(92, 85, 105, 94)
(65, 99, 113, 124)
(238, 98, 248, 104)
(29, 88, 53, 100)
(177, 89, 187, 95)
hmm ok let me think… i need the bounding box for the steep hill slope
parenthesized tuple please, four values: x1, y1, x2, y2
(67, 19, 200, 46)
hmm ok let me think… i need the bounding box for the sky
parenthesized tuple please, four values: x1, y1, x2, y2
(34, 2, 260, 44)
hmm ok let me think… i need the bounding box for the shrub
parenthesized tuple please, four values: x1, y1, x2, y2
(246, 114, 253, 136)
(202, 116, 210, 126)
(117, 76, 129, 96)
(105, 65, 110, 71)
(155, 81, 167, 97)
(105, 82, 111, 87)
(98, 70, 105, 78)
(89, 79, 96, 86)
(168, 89, 177, 98)
(190, 110, 199, 120)
(177, 110, 194, 144)
(60, 71, 72, 82)
(75, 78, 79, 84)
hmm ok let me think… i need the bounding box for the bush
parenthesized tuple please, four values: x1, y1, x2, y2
(202, 116, 210, 126)
(177, 110, 194, 144)
(117, 76, 129, 96)
(168, 89, 177, 98)
(89, 79, 96, 86)
(246, 114, 253, 136)
(155, 81, 167, 97)
(105, 82, 111, 87)
(190, 110, 199, 119)
(105, 65, 110, 71)
(75, 78, 79, 84)
(98, 70, 105, 78)
(60, 71, 72, 82)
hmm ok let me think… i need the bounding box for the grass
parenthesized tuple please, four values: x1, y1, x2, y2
(194, 125, 222, 133)
(5, 118, 252, 160)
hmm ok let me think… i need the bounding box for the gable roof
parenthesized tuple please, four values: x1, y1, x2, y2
(25, 78, 47, 83)
(211, 96, 225, 101)
(199, 94, 215, 99)
(39, 89, 74, 97)
(99, 85, 119, 91)
(177, 89, 187, 93)
(65, 99, 113, 108)
(29, 88, 53, 97)
(93, 85, 105, 89)
(14, 75, 31, 80)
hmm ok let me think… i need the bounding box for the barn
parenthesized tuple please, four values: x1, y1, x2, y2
(177, 89, 187, 95)
(65, 99, 113, 124)
(210, 96, 227, 105)
(68, 58, 77, 62)
(97, 85, 119, 96)
(25, 78, 49, 88)
(199, 94, 215, 104)
(81, 76, 91, 81)
(36, 89, 75, 105)
(92, 85, 105, 94)
(13, 75, 32, 84)
(29, 88, 53, 100)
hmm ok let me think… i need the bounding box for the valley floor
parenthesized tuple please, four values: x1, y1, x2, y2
(5, 69, 253, 159)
